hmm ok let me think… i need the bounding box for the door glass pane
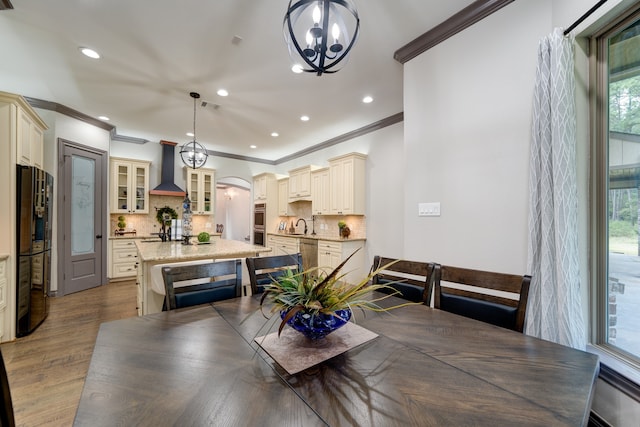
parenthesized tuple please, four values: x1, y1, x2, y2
(72, 155, 95, 255)
(607, 17, 640, 358)
(135, 165, 145, 211)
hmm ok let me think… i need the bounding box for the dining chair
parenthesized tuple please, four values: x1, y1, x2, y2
(245, 253, 303, 295)
(0, 348, 16, 427)
(370, 256, 437, 304)
(161, 259, 242, 310)
(433, 264, 531, 332)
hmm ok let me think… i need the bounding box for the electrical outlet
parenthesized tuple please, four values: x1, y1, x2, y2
(418, 202, 440, 217)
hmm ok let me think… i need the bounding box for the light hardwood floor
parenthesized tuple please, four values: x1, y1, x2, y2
(1, 280, 138, 427)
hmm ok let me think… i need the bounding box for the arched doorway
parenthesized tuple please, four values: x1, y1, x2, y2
(216, 177, 251, 242)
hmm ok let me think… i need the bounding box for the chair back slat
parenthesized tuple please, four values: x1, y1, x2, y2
(371, 256, 436, 304)
(161, 260, 242, 310)
(246, 253, 303, 295)
(434, 264, 531, 332)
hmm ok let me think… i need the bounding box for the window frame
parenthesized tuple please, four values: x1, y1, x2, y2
(590, 2, 640, 389)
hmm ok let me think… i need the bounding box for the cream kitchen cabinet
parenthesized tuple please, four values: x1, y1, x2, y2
(253, 174, 269, 201)
(0, 92, 47, 169)
(311, 167, 330, 215)
(278, 178, 291, 216)
(0, 92, 49, 342)
(186, 167, 215, 215)
(109, 239, 139, 280)
(110, 158, 150, 214)
(329, 153, 366, 215)
(268, 235, 299, 256)
(288, 165, 319, 202)
(317, 239, 365, 284)
(17, 107, 45, 169)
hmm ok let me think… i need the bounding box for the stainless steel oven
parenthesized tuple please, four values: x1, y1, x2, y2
(253, 203, 266, 246)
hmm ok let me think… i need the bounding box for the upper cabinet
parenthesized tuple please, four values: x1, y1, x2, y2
(0, 92, 48, 170)
(311, 167, 330, 216)
(110, 157, 150, 214)
(329, 153, 366, 215)
(186, 167, 215, 215)
(17, 107, 45, 169)
(288, 165, 319, 202)
(278, 178, 290, 216)
(253, 173, 269, 201)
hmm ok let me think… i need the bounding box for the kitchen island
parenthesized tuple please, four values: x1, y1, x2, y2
(134, 239, 271, 315)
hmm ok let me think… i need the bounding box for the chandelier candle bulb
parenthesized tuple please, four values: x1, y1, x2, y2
(283, 0, 360, 76)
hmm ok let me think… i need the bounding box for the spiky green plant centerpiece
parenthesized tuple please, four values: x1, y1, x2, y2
(260, 249, 414, 339)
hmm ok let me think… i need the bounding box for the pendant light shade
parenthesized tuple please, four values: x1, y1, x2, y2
(180, 92, 208, 169)
(283, 0, 360, 76)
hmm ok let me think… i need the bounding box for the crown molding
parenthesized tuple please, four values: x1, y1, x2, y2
(394, 0, 514, 64)
(276, 112, 403, 164)
(25, 97, 115, 132)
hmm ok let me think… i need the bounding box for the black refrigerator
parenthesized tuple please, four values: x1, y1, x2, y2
(16, 165, 53, 337)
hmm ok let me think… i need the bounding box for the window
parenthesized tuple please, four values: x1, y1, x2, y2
(593, 5, 640, 378)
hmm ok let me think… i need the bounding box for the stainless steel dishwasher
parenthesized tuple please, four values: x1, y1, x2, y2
(298, 238, 318, 271)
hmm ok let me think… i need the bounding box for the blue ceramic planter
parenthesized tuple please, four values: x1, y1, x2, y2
(281, 309, 352, 340)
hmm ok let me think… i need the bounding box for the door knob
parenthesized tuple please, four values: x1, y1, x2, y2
(96, 235, 102, 239)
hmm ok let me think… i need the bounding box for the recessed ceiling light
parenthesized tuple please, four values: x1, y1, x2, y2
(79, 47, 100, 59)
(250, 145, 257, 149)
(217, 89, 229, 97)
(186, 132, 194, 137)
(291, 64, 304, 74)
(271, 132, 279, 137)
(362, 96, 373, 103)
(300, 115, 310, 121)
(98, 116, 109, 121)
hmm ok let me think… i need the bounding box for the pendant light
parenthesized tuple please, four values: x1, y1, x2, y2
(283, 0, 360, 76)
(180, 92, 208, 169)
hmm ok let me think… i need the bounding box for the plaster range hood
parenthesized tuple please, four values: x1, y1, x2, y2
(149, 140, 186, 197)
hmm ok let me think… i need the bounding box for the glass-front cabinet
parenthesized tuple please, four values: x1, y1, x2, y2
(186, 167, 215, 215)
(110, 158, 150, 214)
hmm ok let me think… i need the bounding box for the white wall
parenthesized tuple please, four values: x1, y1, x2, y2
(401, 0, 640, 425)
(403, 0, 551, 273)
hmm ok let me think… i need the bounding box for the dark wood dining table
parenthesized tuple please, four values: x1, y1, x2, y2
(74, 294, 599, 426)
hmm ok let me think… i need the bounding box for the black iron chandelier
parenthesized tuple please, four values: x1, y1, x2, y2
(283, 0, 360, 76)
(180, 91, 209, 169)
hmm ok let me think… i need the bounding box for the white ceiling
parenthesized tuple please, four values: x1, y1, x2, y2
(0, 0, 475, 162)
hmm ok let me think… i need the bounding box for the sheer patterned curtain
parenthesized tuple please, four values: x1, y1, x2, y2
(526, 28, 585, 349)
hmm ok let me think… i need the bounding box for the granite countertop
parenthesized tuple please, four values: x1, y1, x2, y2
(266, 232, 366, 242)
(135, 239, 271, 262)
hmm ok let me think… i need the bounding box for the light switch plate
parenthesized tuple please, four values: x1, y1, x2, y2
(418, 202, 440, 217)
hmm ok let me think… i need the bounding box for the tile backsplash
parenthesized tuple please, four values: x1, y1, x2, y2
(275, 201, 366, 239)
(110, 195, 214, 236)
(112, 195, 366, 239)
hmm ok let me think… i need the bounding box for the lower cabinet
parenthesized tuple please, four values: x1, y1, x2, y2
(268, 235, 300, 256)
(109, 239, 139, 280)
(317, 239, 365, 284)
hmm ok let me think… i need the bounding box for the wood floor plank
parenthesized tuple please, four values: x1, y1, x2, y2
(1, 280, 137, 427)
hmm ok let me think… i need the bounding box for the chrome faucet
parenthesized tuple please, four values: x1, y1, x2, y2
(296, 218, 308, 235)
